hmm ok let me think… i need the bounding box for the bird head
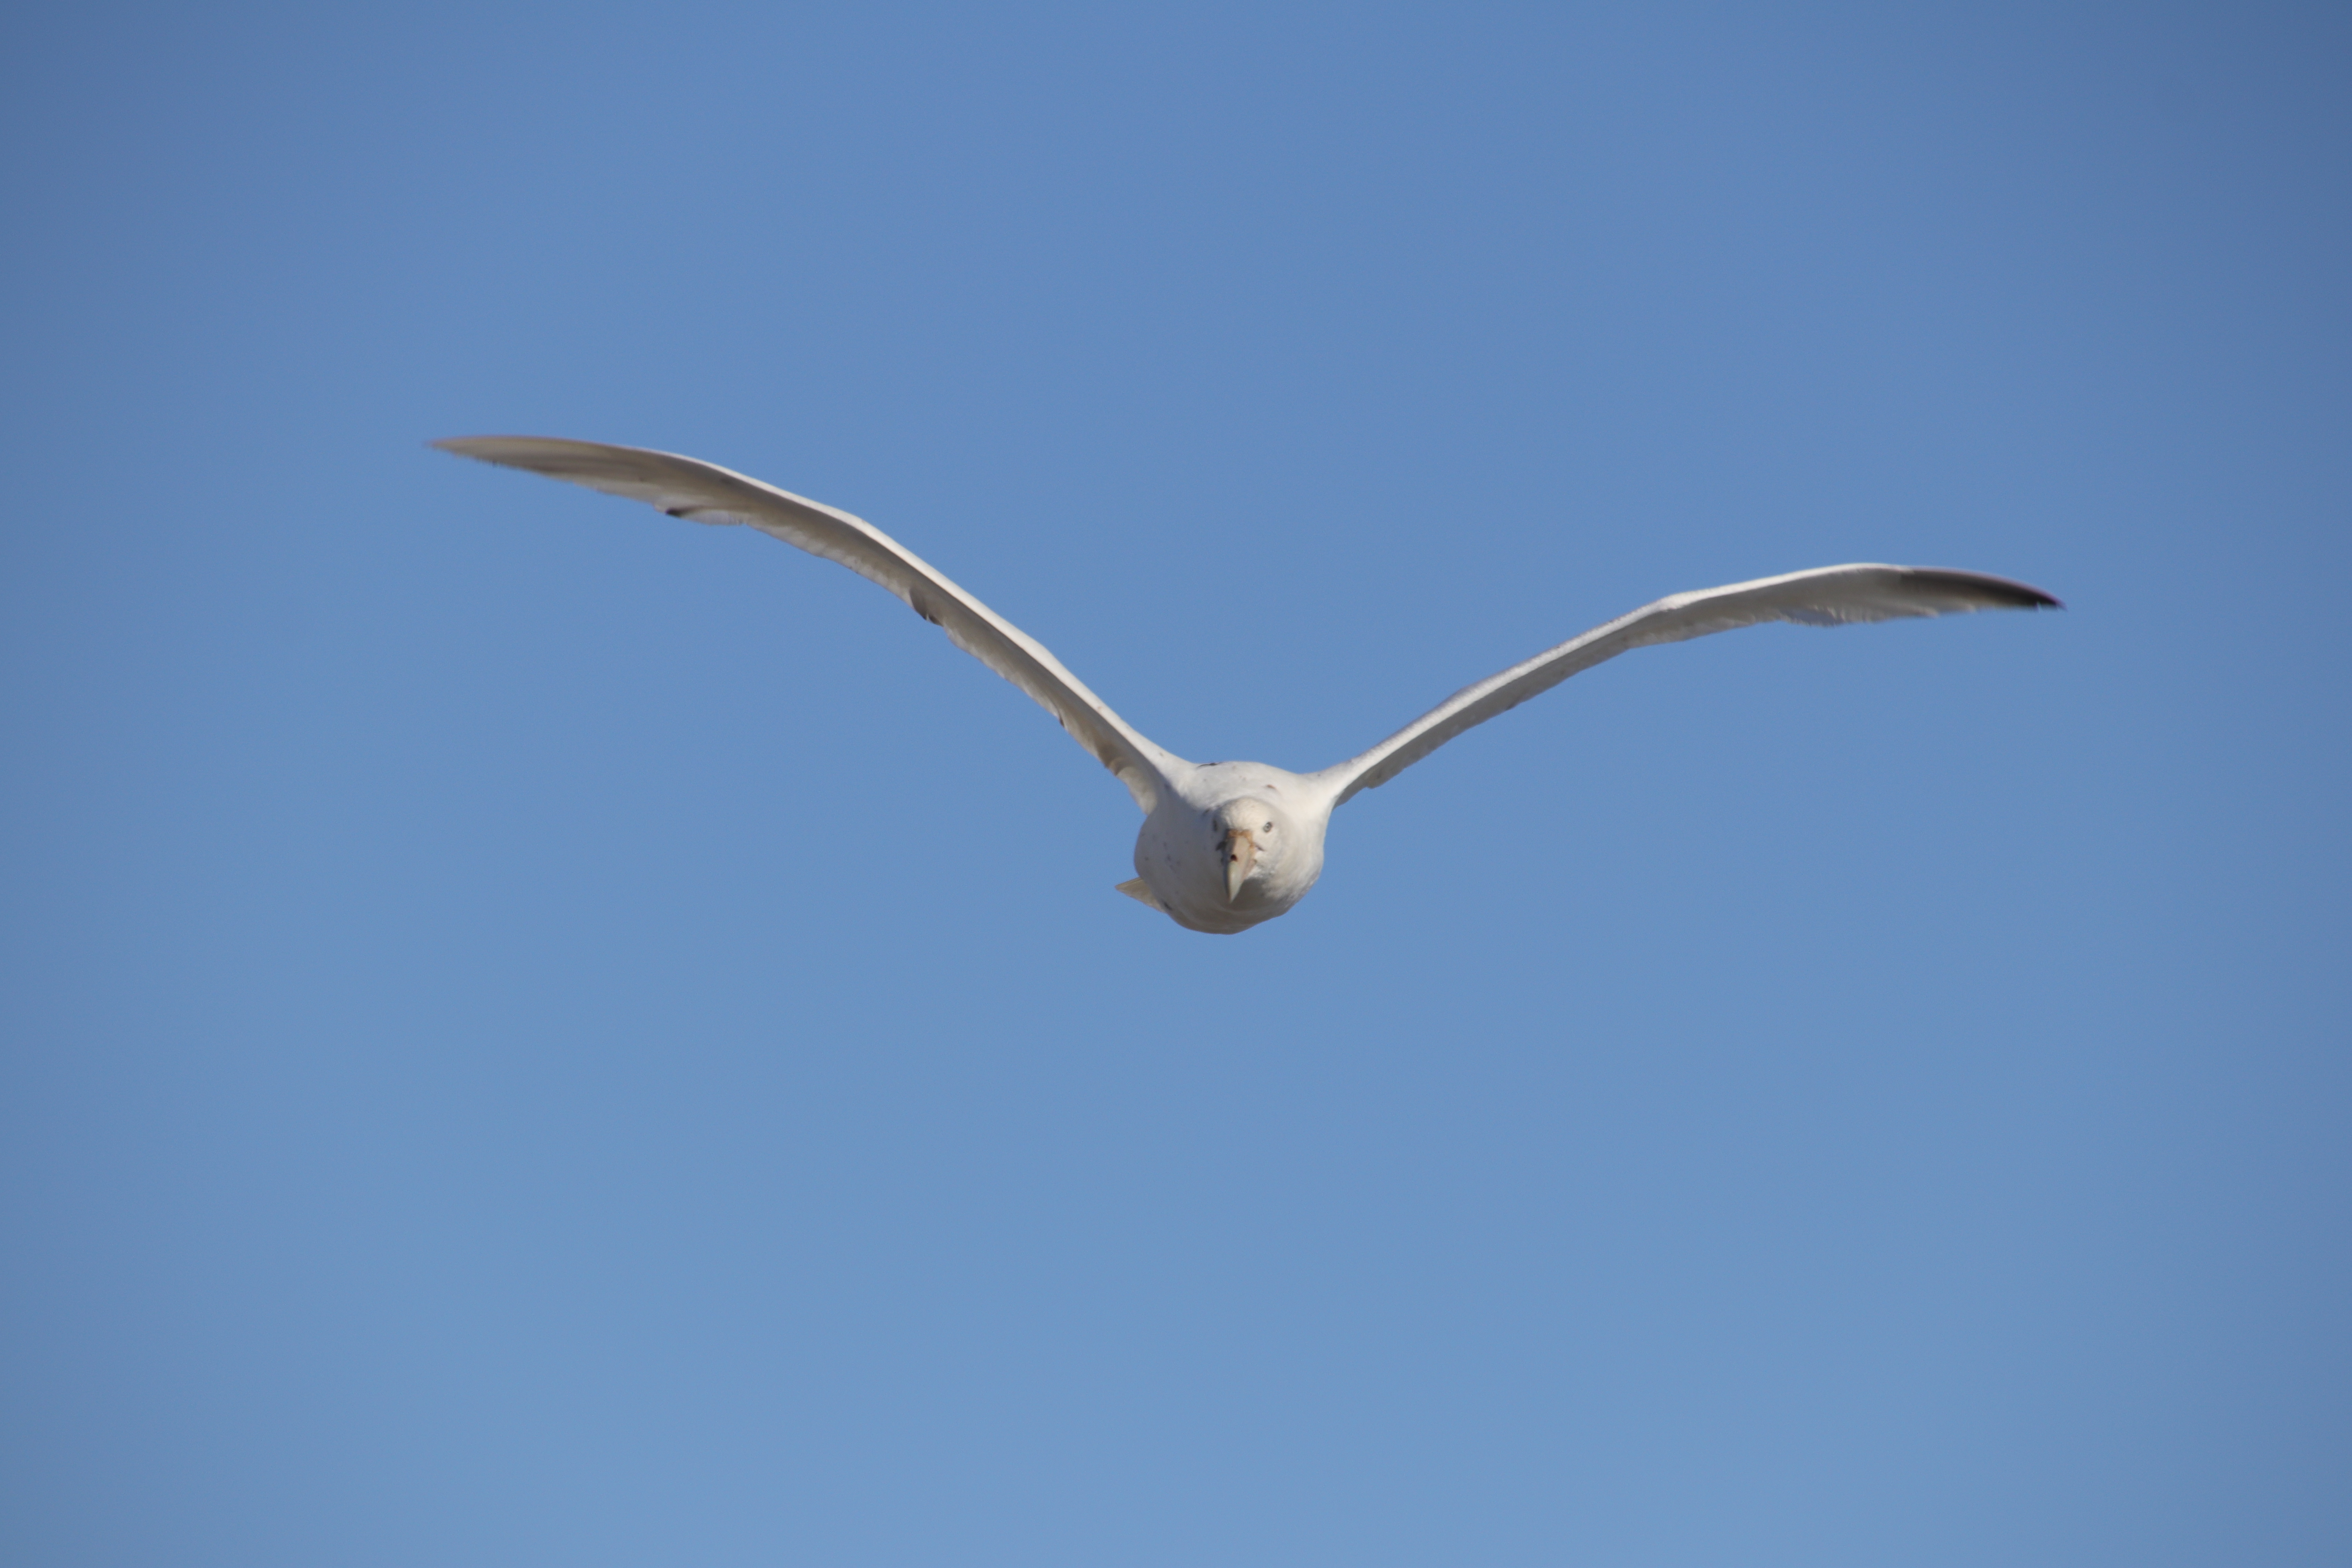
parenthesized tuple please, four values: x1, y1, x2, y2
(1210, 797, 1293, 903)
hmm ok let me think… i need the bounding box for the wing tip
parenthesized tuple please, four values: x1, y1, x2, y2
(432, 434, 586, 468)
(1904, 567, 2064, 612)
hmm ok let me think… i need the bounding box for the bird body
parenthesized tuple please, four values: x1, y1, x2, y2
(439, 436, 2060, 933)
(1131, 762, 1332, 934)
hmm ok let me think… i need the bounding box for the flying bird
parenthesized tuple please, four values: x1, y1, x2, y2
(439, 437, 2060, 934)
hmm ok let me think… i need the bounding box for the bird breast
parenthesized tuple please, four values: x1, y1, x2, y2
(1132, 791, 1327, 934)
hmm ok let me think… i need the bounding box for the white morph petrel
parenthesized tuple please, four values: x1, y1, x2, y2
(440, 437, 2060, 934)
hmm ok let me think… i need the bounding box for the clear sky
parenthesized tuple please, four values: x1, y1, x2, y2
(3, 4, 2346, 1564)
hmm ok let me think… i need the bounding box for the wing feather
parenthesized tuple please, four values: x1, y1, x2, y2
(1316, 563, 2059, 805)
(437, 436, 1180, 812)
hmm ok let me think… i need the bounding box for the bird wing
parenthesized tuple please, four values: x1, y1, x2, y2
(437, 436, 1181, 813)
(1314, 563, 2060, 806)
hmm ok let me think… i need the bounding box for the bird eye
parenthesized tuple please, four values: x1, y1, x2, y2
(1262, 822, 1273, 831)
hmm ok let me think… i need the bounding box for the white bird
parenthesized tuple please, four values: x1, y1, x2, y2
(439, 437, 2060, 934)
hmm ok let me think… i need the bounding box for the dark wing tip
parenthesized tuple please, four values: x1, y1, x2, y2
(1903, 567, 2064, 612)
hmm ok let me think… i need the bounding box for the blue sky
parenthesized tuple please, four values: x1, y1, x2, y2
(3, 3, 2346, 1563)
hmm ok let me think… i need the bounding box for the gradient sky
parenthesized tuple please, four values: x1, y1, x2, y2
(3, 4, 2347, 1564)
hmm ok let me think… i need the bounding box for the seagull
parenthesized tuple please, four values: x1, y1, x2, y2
(439, 436, 2060, 934)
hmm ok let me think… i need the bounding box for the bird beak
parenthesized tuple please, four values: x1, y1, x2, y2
(1221, 828, 1257, 902)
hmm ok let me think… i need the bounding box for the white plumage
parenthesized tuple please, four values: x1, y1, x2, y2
(440, 436, 2060, 933)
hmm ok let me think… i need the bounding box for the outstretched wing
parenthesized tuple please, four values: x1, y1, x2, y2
(1314, 563, 2060, 806)
(437, 436, 1181, 813)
